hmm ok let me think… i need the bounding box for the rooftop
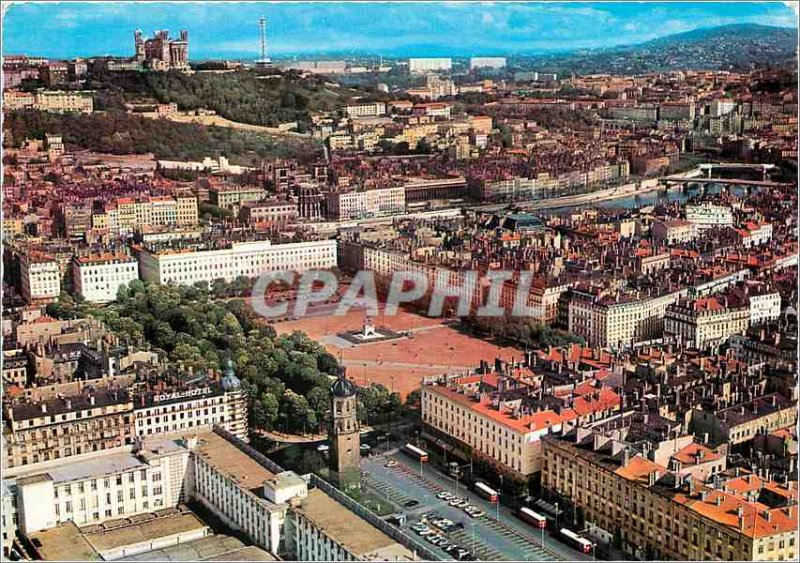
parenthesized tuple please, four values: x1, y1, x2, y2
(293, 488, 403, 556)
(193, 431, 275, 496)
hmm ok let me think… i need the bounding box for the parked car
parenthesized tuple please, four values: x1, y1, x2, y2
(385, 459, 398, 467)
(404, 499, 419, 508)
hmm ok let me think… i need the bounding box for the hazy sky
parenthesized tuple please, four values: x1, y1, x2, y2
(3, 1, 798, 59)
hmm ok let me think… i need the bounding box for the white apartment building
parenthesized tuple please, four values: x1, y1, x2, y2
(14, 438, 191, 535)
(2, 481, 17, 559)
(345, 102, 386, 118)
(191, 433, 291, 555)
(408, 58, 452, 73)
(138, 239, 337, 286)
(19, 253, 61, 302)
(469, 57, 506, 70)
(736, 222, 773, 248)
(748, 292, 781, 325)
(326, 187, 406, 220)
(651, 219, 698, 244)
(72, 253, 139, 303)
(685, 202, 734, 230)
(710, 98, 736, 118)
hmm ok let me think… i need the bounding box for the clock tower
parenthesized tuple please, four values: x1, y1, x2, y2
(328, 369, 361, 490)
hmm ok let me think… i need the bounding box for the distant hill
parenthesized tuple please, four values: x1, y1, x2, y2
(520, 23, 798, 75)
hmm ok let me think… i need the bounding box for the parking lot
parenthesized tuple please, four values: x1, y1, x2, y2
(361, 452, 579, 561)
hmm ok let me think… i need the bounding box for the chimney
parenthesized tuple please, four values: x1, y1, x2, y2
(41, 403, 47, 414)
(90, 395, 96, 406)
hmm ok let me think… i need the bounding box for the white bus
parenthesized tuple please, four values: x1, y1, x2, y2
(402, 443, 429, 462)
(517, 507, 547, 529)
(558, 528, 592, 554)
(473, 481, 499, 503)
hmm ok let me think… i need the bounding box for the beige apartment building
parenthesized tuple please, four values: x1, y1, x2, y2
(208, 185, 266, 210)
(664, 296, 750, 349)
(542, 436, 798, 561)
(568, 287, 687, 349)
(3, 390, 135, 471)
(421, 374, 620, 479)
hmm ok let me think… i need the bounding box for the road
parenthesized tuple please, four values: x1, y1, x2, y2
(361, 452, 593, 562)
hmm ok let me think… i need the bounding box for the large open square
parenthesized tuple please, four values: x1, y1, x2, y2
(273, 305, 525, 398)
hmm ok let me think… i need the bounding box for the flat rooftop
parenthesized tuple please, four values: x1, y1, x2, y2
(119, 533, 277, 561)
(194, 431, 275, 494)
(293, 488, 401, 556)
(84, 511, 207, 554)
(13, 438, 187, 484)
(29, 522, 99, 561)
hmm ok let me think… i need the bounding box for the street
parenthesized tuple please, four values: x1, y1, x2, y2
(361, 451, 593, 562)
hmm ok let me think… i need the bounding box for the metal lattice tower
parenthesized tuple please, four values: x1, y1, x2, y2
(258, 16, 270, 63)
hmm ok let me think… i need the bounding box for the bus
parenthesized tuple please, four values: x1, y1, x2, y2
(517, 507, 547, 529)
(558, 528, 592, 554)
(402, 443, 429, 462)
(473, 481, 499, 503)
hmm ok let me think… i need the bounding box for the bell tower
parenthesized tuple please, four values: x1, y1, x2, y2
(328, 369, 361, 490)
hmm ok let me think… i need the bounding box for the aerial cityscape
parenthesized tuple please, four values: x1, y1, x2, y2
(0, 1, 798, 562)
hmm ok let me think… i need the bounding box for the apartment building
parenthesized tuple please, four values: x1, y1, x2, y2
(421, 371, 620, 478)
(734, 222, 773, 248)
(686, 202, 735, 230)
(1, 481, 17, 558)
(469, 57, 506, 70)
(345, 102, 386, 118)
(208, 185, 266, 210)
(13, 437, 190, 534)
(72, 252, 139, 303)
(138, 239, 337, 286)
(4, 374, 249, 473)
(240, 200, 298, 226)
(664, 295, 751, 350)
(690, 394, 798, 446)
(3, 390, 135, 471)
(326, 186, 406, 221)
(19, 252, 61, 302)
(568, 286, 687, 349)
(3, 89, 93, 113)
(651, 219, 698, 245)
(408, 58, 452, 73)
(100, 194, 198, 236)
(541, 433, 798, 561)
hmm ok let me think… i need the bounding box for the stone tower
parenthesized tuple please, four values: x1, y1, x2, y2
(328, 370, 360, 490)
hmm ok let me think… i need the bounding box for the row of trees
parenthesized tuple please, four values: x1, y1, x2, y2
(462, 315, 585, 349)
(47, 281, 404, 436)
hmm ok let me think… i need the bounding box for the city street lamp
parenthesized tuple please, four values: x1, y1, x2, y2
(496, 475, 504, 522)
(592, 542, 597, 562)
(554, 502, 559, 530)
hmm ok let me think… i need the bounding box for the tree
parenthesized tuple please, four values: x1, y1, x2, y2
(259, 392, 280, 429)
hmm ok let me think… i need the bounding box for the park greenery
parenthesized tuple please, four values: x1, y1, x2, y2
(86, 69, 358, 128)
(4, 109, 321, 165)
(45, 281, 403, 436)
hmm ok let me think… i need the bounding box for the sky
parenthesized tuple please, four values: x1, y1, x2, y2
(2, 1, 798, 59)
